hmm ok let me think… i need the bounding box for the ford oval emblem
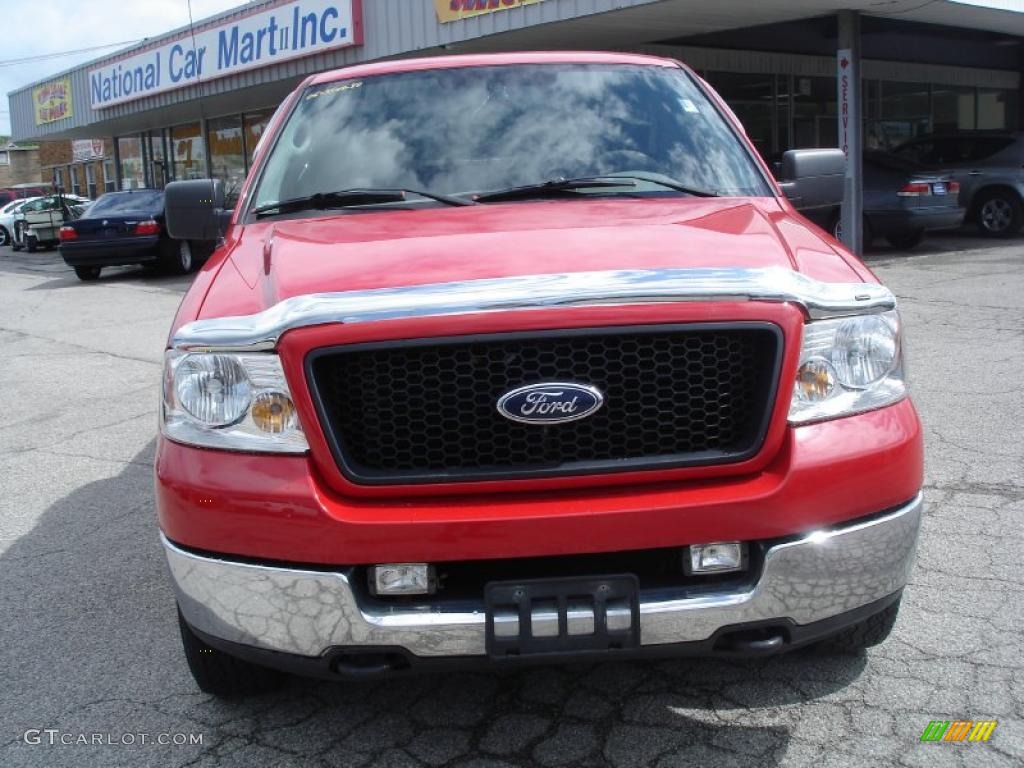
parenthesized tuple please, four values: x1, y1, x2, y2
(496, 382, 604, 425)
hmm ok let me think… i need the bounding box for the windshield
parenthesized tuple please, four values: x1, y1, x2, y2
(86, 191, 164, 216)
(250, 63, 770, 214)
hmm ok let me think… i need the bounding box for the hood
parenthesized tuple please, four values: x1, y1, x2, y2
(200, 198, 869, 319)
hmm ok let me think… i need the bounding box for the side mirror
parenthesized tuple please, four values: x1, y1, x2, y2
(165, 179, 226, 241)
(777, 149, 845, 210)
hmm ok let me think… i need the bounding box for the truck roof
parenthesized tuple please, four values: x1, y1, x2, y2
(309, 51, 681, 86)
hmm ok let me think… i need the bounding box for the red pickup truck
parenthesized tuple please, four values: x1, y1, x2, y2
(157, 52, 923, 696)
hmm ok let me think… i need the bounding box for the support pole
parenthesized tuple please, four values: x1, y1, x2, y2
(838, 10, 864, 255)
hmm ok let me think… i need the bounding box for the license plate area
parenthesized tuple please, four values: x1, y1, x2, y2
(485, 574, 640, 658)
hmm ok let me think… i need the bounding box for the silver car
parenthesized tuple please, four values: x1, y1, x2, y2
(891, 131, 1024, 237)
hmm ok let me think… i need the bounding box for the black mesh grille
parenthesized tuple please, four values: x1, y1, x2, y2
(308, 324, 781, 485)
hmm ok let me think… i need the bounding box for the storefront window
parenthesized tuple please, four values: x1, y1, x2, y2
(85, 164, 97, 199)
(117, 136, 145, 190)
(53, 167, 64, 192)
(978, 88, 1017, 130)
(705, 72, 775, 161)
(70, 166, 81, 196)
(244, 109, 275, 168)
(103, 160, 116, 193)
(171, 122, 207, 181)
(208, 115, 246, 205)
(932, 85, 976, 132)
(866, 81, 931, 150)
(149, 132, 169, 188)
(792, 76, 837, 150)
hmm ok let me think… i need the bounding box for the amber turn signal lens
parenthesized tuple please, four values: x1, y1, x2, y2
(250, 391, 297, 433)
(796, 359, 835, 402)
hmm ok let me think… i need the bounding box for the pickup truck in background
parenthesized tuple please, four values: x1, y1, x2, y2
(156, 52, 923, 696)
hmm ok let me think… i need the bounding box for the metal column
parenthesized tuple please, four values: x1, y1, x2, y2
(838, 10, 864, 255)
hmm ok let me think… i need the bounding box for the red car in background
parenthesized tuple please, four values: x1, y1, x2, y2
(156, 52, 923, 696)
(0, 184, 49, 206)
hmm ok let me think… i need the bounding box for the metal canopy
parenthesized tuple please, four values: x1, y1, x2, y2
(8, 0, 1024, 142)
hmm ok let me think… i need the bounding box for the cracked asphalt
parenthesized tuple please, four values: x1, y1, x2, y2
(0, 233, 1021, 768)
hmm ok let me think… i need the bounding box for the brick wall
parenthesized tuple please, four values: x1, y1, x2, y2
(39, 139, 115, 198)
(0, 146, 42, 187)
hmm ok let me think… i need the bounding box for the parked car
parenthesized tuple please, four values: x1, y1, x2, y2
(0, 196, 42, 247)
(890, 131, 1024, 237)
(807, 152, 965, 249)
(58, 189, 201, 281)
(157, 52, 922, 697)
(10, 194, 89, 252)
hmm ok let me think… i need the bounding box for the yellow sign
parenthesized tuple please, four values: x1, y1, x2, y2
(435, 0, 549, 23)
(33, 78, 73, 125)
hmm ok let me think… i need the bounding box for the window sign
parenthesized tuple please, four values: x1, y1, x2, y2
(435, 0, 550, 23)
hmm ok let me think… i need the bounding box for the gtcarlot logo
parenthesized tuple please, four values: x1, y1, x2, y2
(24, 729, 204, 746)
(920, 720, 998, 742)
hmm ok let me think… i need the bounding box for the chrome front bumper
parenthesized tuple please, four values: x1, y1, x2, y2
(164, 493, 922, 659)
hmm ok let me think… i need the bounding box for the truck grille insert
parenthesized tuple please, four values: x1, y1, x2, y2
(308, 324, 782, 485)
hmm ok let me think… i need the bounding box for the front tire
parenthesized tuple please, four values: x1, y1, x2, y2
(178, 608, 285, 697)
(74, 266, 101, 281)
(26, 234, 38, 253)
(820, 598, 901, 653)
(0, 226, 9, 247)
(830, 214, 873, 249)
(976, 189, 1023, 237)
(161, 240, 196, 274)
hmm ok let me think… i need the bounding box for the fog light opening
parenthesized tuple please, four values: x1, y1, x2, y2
(371, 564, 436, 596)
(686, 542, 747, 575)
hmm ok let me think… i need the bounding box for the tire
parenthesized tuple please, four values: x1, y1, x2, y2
(885, 230, 925, 250)
(161, 240, 196, 274)
(26, 234, 37, 253)
(0, 226, 9, 247)
(975, 189, 1024, 238)
(178, 608, 285, 697)
(74, 266, 101, 281)
(820, 598, 901, 653)
(830, 214, 873, 249)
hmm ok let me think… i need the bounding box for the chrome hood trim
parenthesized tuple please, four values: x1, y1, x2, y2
(173, 267, 896, 352)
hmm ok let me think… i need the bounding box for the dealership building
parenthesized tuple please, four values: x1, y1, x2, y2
(7, 0, 1024, 243)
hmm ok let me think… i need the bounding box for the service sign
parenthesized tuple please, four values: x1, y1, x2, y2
(837, 48, 856, 158)
(89, 0, 362, 109)
(435, 0, 550, 23)
(33, 78, 73, 125)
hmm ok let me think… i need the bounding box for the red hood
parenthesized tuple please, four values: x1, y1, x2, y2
(198, 198, 870, 319)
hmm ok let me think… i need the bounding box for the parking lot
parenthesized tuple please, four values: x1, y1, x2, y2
(0, 234, 1021, 768)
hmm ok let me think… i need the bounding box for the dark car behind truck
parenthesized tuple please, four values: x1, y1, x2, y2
(59, 189, 204, 280)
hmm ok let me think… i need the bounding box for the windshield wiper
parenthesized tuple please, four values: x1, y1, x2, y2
(474, 174, 720, 203)
(596, 173, 719, 198)
(252, 187, 474, 217)
(473, 177, 637, 203)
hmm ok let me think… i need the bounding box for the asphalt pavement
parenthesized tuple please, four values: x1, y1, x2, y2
(0, 233, 1021, 768)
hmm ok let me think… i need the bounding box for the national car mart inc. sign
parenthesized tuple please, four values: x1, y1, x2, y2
(89, 0, 362, 109)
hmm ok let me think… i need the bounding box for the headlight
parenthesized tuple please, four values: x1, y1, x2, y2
(161, 351, 308, 453)
(789, 310, 905, 424)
